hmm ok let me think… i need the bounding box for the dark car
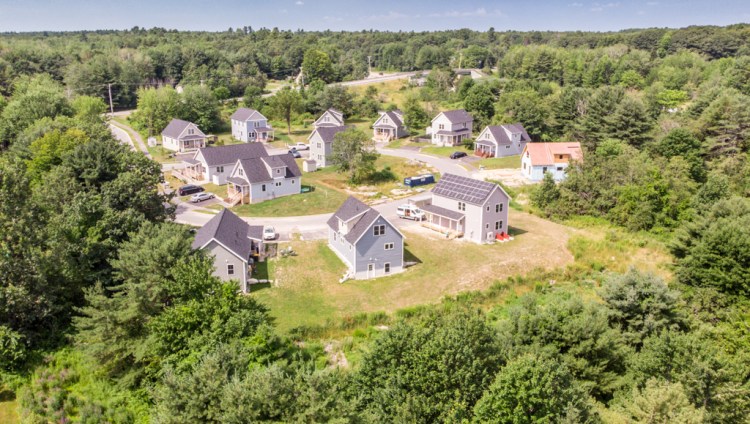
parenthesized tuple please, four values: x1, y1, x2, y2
(450, 151, 468, 159)
(178, 184, 204, 196)
(288, 148, 302, 158)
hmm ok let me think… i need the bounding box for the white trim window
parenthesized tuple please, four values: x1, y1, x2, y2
(384, 242, 394, 250)
(217, 166, 224, 173)
(495, 221, 503, 230)
(227, 264, 235, 275)
(384, 263, 391, 273)
(458, 202, 466, 211)
(374, 225, 386, 236)
(496, 203, 503, 213)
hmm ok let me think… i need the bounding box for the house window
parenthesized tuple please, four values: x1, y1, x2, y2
(462, 123, 467, 128)
(384, 263, 391, 273)
(227, 264, 234, 275)
(496, 204, 503, 213)
(276, 169, 281, 174)
(557, 167, 563, 171)
(317, 143, 321, 148)
(374, 225, 385, 236)
(485, 223, 490, 229)
(275, 182, 282, 187)
(384, 242, 394, 250)
(324, 116, 329, 122)
(495, 221, 503, 230)
(486, 205, 490, 212)
(188, 129, 194, 135)
(216, 166, 224, 173)
(506, 145, 510, 149)
(333, 233, 337, 241)
(438, 124, 445, 130)
(239, 169, 244, 176)
(292, 180, 295, 184)
(254, 121, 260, 127)
(458, 202, 465, 211)
(368, 263, 374, 272)
(543, 167, 548, 173)
(262, 184, 266, 192)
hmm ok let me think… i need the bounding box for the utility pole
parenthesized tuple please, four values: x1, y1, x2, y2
(367, 55, 372, 76)
(458, 52, 463, 70)
(107, 83, 114, 118)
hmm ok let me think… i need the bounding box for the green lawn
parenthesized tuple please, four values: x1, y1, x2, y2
(420, 145, 472, 158)
(0, 399, 18, 424)
(208, 183, 347, 217)
(251, 209, 579, 332)
(477, 155, 522, 169)
(251, 209, 673, 334)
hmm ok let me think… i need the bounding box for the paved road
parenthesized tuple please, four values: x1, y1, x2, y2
(110, 119, 151, 158)
(110, 124, 136, 151)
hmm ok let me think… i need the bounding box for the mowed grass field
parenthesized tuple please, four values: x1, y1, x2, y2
(0, 399, 18, 424)
(251, 210, 673, 333)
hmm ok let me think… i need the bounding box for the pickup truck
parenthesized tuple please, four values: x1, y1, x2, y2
(396, 204, 425, 221)
(287, 142, 309, 150)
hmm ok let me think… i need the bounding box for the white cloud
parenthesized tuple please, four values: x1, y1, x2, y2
(279, 8, 288, 14)
(590, 2, 620, 12)
(362, 11, 410, 21)
(427, 8, 503, 18)
(569, 2, 584, 7)
(322, 15, 343, 22)
(637, 10, 646, 15)
(646, 1, 659, 5)
(295, 0, 304, 5)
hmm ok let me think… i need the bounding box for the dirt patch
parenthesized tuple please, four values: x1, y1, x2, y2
(475, 168, 533, 187)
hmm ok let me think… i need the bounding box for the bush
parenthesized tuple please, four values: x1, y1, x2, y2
(0, 326, 26, 371)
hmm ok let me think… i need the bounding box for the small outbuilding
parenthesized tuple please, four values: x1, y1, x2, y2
(303, 159, 317, 173)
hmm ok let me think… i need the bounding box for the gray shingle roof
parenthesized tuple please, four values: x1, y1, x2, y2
(484, 123, 531, 146)
(439, 109, 473, 124)
(231, 108, 265, 121)
(311, 125, 348, 143)
(374, 110, 404, 128)
(432, 173, 498, 205)
(162, 119, 203, 139)
(327, 196, 382, 244)
(192, 208, 254, 261)
(421, 203, 465, 221)
(236, 153, 302, 184)
(195, 143, 268, 167)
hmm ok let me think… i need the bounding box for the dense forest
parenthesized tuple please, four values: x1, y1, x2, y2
(1, 24, 750, 423)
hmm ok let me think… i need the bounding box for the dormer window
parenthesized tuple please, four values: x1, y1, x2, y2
(188, 128, 194, 135)
(239, 168, 243, 176)
(276, 169, 281, 174)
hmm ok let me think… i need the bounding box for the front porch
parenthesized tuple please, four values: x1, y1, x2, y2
(474, 142, 496, 158)
(179, 138, 206, 152)
(180, 158, 205, 181)
(226, 179, 251, 205)
(250, 128, 275, 142)
(373, 127, 394, 142)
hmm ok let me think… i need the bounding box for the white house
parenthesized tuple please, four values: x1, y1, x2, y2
(420, 173, 510, 244)
(426, 109, 473, 146)
(231, 108, 274, 142)
(192, 208, 264, 293)
(225, 153, 302, 205)
(327, 196, 405, 280)
(308, 125, 348, 167)
(372, 110, 407, 142)
(161, 119, 206, 153)
(521, 142, 583, 182)
(474, 123, 531, 158)
(181, 143, 268, 185)
(313, 108, 344, 128)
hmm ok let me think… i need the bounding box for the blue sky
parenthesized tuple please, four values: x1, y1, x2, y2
(0, 0, 748, 32)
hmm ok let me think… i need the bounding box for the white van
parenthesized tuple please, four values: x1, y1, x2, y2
(397, 204, 425, 221)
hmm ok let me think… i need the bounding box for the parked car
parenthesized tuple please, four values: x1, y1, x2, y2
(288, 148, 302, 158)
(263, 226, 277, 240)
(178, 184, 204, 196)
(450, 151, 468, 159)
(397, 204, 425, 220)
(291, 142, 309, 150)
(189, 192, 215, 203)
(404, 174, 435, 188)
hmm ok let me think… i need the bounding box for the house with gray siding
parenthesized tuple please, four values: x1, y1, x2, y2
(161, 119, 207, 152)
(192, 208, 264, 293)
(426, 109, 473, 146)
(225, 153, 302, 205)
(313, 108, 344, 128)
(421, 173, 510, 244)
(327, 196, 405, 280)
(373, 110, 407, 142)
(474, 123, 530, 158)
(181, 143, 268, 185)
(231, 108, 274, 142)
(521, 142, 583, 182)
(308, 125, 347, 167)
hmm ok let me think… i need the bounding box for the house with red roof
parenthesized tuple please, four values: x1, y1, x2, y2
(521, 142, 583, 181)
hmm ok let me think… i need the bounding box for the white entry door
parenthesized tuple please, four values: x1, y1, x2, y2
(367, 263, 374, 278)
